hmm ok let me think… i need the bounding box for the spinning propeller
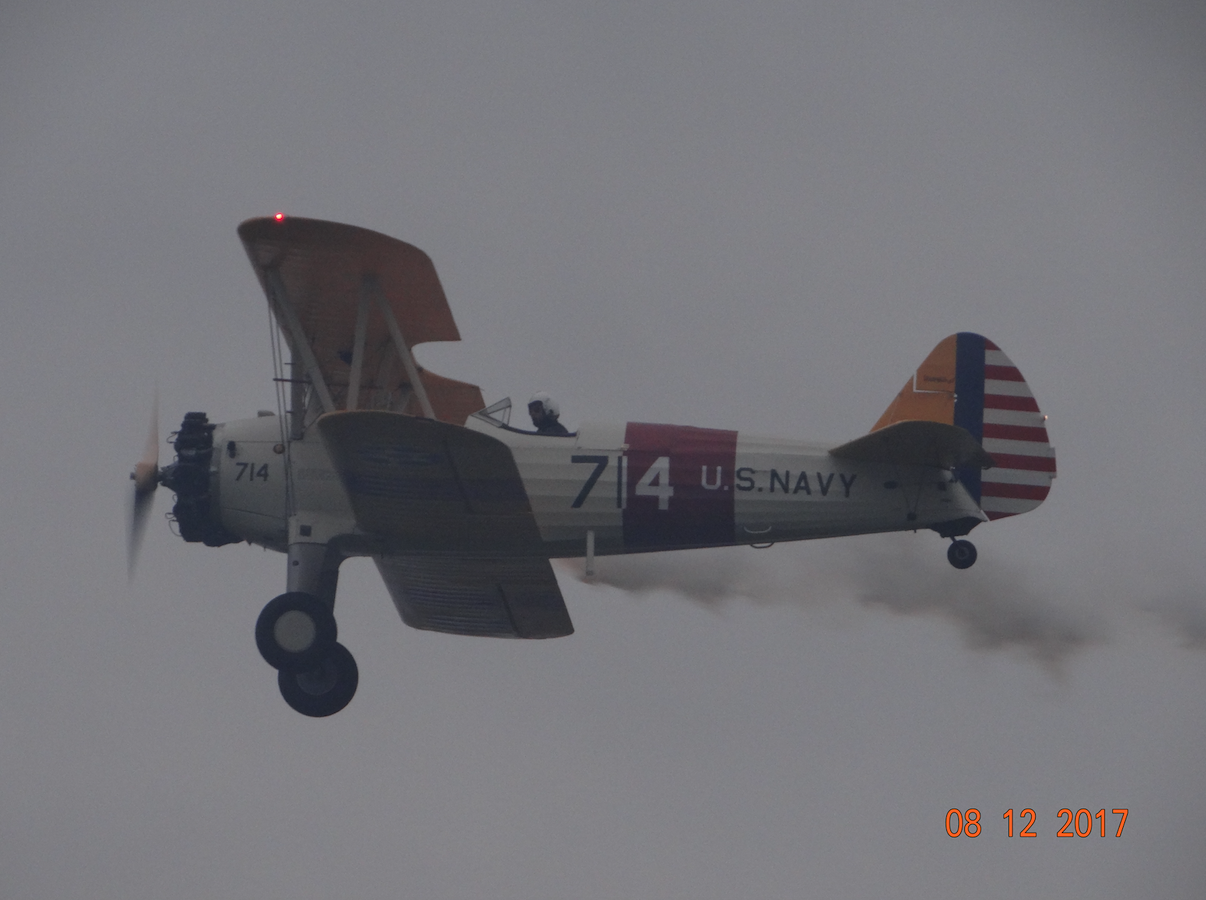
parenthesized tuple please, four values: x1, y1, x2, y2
(128, 396, 160, 578)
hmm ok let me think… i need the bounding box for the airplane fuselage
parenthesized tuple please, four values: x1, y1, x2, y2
(207, 412, 983, 561)
(471, 417, 982, 557)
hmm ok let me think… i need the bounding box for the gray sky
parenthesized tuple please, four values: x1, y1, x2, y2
(2, 1, 1205, 897)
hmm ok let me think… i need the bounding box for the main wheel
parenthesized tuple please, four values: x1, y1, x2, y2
(255, 592, 337, 671)
(277, 642, 359, 717)
(947, 539, 977, 570)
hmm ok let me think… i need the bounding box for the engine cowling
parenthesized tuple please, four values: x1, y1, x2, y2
(160, 412, 240, 547)
(161, 412, 289, 550)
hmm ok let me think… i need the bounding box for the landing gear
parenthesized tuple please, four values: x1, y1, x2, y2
(255, 592, 337, 670)
(256, 591, 359, 716)
(947, 539, 977, 570)
(277, 642, 359, 718)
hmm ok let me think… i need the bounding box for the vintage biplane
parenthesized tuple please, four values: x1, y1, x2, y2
(129, 216, 1056, 717)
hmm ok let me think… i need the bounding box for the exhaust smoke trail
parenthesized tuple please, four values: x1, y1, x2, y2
(1141, 592, 1206, 649)
(852, 542, 1102, 667)
(563, 535, 1105, 668)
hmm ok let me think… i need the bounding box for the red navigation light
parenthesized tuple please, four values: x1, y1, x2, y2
(274, 212, 285, 221)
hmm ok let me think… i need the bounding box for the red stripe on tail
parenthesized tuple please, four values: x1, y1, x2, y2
(984, 365, 1024, 381)
(986, 453, 1057, 473)
(981, 482, 1050, 501)
(983, 423, 1049, 442)
(984, 394, 1040, 412)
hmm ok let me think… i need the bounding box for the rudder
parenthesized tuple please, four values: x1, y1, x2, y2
(873, 333, 1056, 520)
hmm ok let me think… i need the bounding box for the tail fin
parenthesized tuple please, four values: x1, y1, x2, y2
(873, 333, 1056, 520)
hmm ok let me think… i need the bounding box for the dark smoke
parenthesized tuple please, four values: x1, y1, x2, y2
(563, 536, 1104, 668)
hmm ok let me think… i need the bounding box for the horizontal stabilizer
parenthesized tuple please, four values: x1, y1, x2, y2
(829, 420, 994, 470)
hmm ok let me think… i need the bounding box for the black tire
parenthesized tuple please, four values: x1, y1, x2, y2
(255, 592, 337, 671)
(947, 539, 978, 570)
(277, 642, 359, 717)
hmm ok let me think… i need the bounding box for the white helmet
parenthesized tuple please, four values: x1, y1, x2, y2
(528, 391, 560, 419)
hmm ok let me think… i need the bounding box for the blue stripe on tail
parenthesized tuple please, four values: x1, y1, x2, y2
(953, 332, 985, 503)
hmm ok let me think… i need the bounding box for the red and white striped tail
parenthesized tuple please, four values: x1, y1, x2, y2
(979, 340, 1056, 520)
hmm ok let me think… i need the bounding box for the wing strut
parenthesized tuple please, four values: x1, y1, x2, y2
(365, 275, 436, 419)
(346, 281, 372, 411)
(264, 268, 336, 415)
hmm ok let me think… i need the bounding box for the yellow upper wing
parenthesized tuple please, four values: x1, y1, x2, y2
(238, 216, 484, 424)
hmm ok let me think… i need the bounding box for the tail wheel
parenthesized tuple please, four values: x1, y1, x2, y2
(255, 592, 337, 670)
(947, 539, 977, 570)
(278, 642, 359, 717)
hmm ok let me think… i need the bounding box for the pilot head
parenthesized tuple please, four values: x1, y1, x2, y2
(528, 392, 560, 428)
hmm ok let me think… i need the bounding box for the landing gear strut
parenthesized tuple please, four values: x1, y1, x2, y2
(947, 539, 977, 570)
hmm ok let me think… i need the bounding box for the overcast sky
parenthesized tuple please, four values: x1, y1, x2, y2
(2, 1, 1205, 897)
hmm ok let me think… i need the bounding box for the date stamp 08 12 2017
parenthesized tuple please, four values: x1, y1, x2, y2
(946, 808, 1129, 838)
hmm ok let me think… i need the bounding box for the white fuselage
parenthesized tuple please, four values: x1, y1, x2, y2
(467, 418, 983, 558)
(207, 413, 984, 560)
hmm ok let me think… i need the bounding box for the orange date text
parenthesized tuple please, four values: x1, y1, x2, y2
(945, 808, 1128, 837)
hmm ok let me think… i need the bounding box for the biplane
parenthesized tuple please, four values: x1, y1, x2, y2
(129, 216, 1056, 717)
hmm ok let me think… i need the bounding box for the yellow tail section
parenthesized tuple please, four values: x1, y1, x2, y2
(872, 334, 957, 431)
(869, 333, 1057, 521)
